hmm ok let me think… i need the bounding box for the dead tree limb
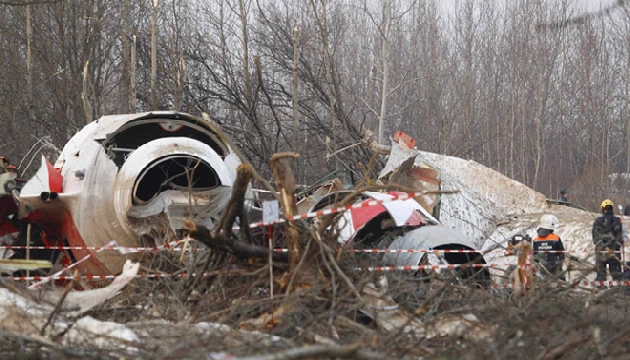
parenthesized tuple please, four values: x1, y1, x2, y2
(269, 152, 301, 269)
(218, 164, 252, 236)
(236, 344, 383, 360)
(201, 112, 279, 201)
(184, 221, 285, 261)
(183, 163, 285, 262)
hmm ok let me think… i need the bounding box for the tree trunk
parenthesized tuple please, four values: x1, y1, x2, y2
(269, 152, 301, 270)
(150, 0, 158, 109)
(377, 0, 391, 145)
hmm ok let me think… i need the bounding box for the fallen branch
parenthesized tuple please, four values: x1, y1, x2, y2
(0, 331, 86, 358)
(183, 221, 286, 262)
(236, 344, 384, 360)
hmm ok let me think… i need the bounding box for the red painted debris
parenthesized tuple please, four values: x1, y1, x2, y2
(393, 131, 416, 149)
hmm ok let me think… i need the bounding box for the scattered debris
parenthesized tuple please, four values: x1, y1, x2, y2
(37, 260, 140, 316)
(0, 259, 51, 274)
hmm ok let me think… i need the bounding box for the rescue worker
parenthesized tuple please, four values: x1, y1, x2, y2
(533, 214, 566, 280)
(593, 199, 624, 281)
(0, 160, 20, 195)
(559, 189, 568, 202)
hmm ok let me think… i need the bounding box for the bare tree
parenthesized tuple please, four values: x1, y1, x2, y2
(150, 0, 158, 110)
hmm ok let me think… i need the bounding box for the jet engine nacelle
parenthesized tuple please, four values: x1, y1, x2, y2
(18, 111, 245, 275)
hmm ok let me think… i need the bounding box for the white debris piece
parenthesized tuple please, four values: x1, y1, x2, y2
(64, 316, 140, 348)
(38, 260, 140, 316)
(0, 261, 140, 351)
(381, 142, 548, 248)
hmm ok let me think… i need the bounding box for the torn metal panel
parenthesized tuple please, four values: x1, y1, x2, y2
(296, 178, 346, 215)
(380, 141, 548, 248)
(304, 188, 487, 282)
(312, 191, 434, 244)
(383, 226, 478, 266)
(383, 155, 441, 216)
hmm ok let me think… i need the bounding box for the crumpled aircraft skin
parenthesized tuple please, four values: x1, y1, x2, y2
(308, 190, 489, 283)
(17, 111, 243, 275)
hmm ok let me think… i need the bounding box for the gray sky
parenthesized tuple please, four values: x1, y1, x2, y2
(438, 0, 620, 14)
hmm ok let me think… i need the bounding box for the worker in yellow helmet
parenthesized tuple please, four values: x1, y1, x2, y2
(593, 199, 623, 282)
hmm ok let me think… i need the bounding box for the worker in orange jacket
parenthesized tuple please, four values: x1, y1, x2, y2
(533, 214, 566, 280)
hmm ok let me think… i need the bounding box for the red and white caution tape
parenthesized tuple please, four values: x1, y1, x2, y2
(352, 249, 618, 255)
(2, 243, 623, 256)
(28, 240, 117, 289)
(492, 281, 630, 289)
(350, 249, 481, 253)
(26, 239, 186, 289)
(361, 263, 499, 272)
(11, 271, 241, 282)
(581, 280, 630, 288)
(0, 239, 186, 254)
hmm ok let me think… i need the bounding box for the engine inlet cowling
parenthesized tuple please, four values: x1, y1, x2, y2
(133, 155, 220, 205)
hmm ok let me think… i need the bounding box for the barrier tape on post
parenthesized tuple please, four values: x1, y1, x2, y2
(0, 243, 623, 256)
(1, 250, 626, 290)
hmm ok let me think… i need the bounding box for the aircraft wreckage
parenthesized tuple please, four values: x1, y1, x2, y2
(0, 111, 488, 283)
(0, 112, 246, 276)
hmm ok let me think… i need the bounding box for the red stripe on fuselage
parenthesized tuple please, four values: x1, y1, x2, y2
(26, 209, 110, 275)
(44, 157, 63, 193)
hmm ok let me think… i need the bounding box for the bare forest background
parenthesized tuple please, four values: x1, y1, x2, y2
(1, 0, 629, 212)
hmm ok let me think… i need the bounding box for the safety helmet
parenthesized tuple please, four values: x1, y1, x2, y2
(601, 199, 614, 210)
(539, 214, 559, 231)
(510, 233, 531, 245)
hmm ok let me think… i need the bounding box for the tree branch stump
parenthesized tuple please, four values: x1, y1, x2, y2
(269, 152, 301, 269)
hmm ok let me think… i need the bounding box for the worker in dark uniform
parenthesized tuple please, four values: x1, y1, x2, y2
(533, 214, 566, 280)
(559, 189, 568, 202)
(593, 199, 624, 281)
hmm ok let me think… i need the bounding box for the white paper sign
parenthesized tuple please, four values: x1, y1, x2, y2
(262, 200, 280, 224)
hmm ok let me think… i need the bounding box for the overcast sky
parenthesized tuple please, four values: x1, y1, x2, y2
(438, 0, 621, 14)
